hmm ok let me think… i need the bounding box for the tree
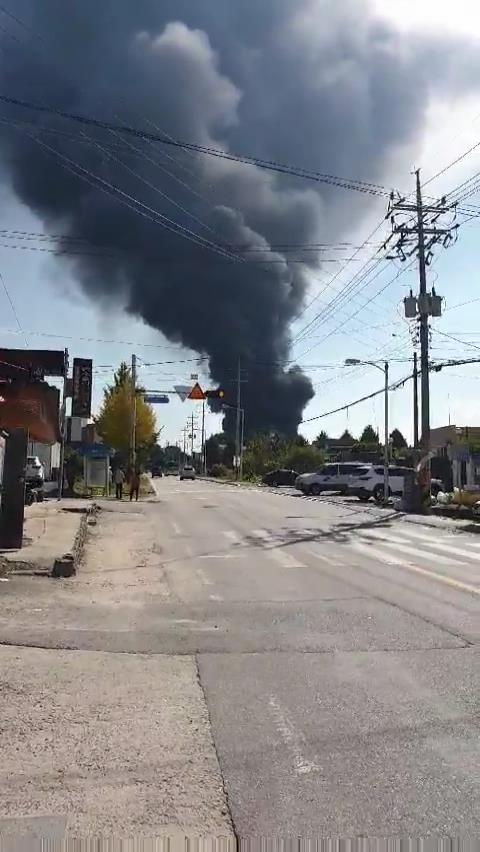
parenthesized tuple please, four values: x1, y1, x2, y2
(96, 362, 156, 459)
(281, 444, 324, 473)
(359, 424, 379, 444)
(314, 430, 329, 449)
(390, 428, 408, 450)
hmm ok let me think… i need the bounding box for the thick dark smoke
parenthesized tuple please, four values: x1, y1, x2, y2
(0, 1, 478, 434)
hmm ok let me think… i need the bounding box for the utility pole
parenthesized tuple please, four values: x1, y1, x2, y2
(413, 350, 419, 449)
(130, 353, 137, 470)
(415, 170, 430, 454)
(235, 357, 241, 480)
(191, 412, 194, 461)
(386, 172, 457, 471)
(201, 398, 206, 475)
(383, 361, 389, 503)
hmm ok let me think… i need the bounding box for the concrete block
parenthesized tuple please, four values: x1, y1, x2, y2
(52, 553, 75, 578)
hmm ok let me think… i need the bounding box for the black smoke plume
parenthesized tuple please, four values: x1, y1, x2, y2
(0, 1, 478, 434)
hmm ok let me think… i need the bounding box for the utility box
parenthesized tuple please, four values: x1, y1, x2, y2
(404, 295, 417, 318)
(430, 293, 442, 317)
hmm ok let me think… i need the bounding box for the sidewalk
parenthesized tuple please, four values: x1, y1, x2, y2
(0, 499, 94, 576)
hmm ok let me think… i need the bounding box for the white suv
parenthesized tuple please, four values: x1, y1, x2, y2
(295, 463, 368, 496)
(25, 455, 45, 488)
(348, 464, 414, 503)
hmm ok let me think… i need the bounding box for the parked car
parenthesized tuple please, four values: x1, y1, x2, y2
(164, 465, 179, 476)
(295, 462, 368, 496)
(25, 455, 45, 488)
(262, 468, 299, 487)
(180, 465, 196, 481)
(150, 465, 163, 477)
(348, 464, 415, 502)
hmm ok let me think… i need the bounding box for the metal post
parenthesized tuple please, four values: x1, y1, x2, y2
(201, 398, 206, 475)
(416, 170, 430, 456)
(239, 408, 245, 481)
(235, 357, 241, 479)
(190, 412, 194, 461)
(384, 362, 389, 504)
(413, 350, 419, 449)
(57, 347, 69, 500)
(131, 353, 137, 470)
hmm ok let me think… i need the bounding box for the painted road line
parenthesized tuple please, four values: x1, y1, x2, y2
(252, 529, 305, 568)
(170, 519, 182, 535)
(358, 530, 467, 566)
(397, 527, 480, 561)
(305, 548, 347, 568)
(222, 530, 243, 545)
(196, 566, 213, 586)
(268, 695, 318, 776)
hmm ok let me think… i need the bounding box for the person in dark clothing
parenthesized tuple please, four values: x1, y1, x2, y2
(129, 469, 140, 501)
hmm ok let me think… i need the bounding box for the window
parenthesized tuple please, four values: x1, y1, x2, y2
(319, 465, 337, 475)
(341, 464, 367, 474)
(374, 466, 384, 475)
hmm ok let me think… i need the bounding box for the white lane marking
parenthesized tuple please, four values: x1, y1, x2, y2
(170, 519, 182, 535)
(268, 695, 318, 776)
(358, 530, 467, 566)
(199, 553, 241, 560)
(223, 530, 242, 544)
(209, 594, 223, 601)
(305, 548, 346, 568)
(350, 540, 406, 565)
(351, 541, 479, 596)
(397, 526, 480, 561)
(252, 529, 305, 568)
(185, 543, 194, 558)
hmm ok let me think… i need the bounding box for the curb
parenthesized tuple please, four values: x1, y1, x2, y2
(52, 503, 99, 577)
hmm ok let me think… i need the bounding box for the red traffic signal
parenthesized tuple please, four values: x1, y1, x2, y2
(205, 389, 225, 399)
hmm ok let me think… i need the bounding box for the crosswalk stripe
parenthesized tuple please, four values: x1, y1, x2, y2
(252, 529, 305, 568)
(396, 526, 480, 560)
(222, 530, 242, 544)
(358, 529, 467, 566)
(350, 540, 480, 594)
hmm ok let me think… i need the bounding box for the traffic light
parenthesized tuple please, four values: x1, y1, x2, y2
(205, 388, 225, 399)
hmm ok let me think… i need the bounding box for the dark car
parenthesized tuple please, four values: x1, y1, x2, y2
(262, 468, 299, 487)
(150, 465, 163, 477)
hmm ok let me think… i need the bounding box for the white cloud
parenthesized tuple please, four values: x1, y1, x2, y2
(373, 0, 480, 39)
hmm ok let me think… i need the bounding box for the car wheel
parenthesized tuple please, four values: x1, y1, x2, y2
(180, 477, 184, 481)
(309, 483, 321, 496)
(358, 495, 370, 502)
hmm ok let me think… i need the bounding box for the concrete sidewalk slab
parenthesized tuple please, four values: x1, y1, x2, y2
(0, 500, 95, 576)
(0, 646, 234, 841)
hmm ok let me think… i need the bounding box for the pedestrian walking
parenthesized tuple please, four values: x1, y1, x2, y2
(129, 468, 140, 502)
(114, 467, 125, 500)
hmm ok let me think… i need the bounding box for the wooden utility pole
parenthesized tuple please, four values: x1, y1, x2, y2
(130, 353, 137, 469)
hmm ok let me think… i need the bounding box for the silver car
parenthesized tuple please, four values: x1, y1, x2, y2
(180, 465, 196, 481)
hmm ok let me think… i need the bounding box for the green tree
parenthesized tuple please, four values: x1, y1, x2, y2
(359, 424, 379, 444)
(390, 428, 407, 450)
(314, 430, 329, 449)
(96, 362, 157, 458)
(281, 444, 324, 473)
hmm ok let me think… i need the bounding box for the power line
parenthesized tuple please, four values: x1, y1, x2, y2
(0, 268, 28, 346)
(0, 93, 390, 196)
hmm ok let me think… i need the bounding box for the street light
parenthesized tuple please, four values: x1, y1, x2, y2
(345, 358, 390, 504)
(221, 402, 245, 480)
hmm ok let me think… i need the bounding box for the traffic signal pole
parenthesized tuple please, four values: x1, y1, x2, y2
(235, 357, 241, 480)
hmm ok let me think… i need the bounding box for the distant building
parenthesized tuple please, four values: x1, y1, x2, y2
(431, 425, 480, 488)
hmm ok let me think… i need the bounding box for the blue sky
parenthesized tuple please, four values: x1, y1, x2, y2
(1, 1, 480, 452)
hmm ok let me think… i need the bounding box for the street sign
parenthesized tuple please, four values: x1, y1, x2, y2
(190, 373, 199, 381)
(188, 382, 205, 400)
(143, 394, 170, 404)
(174, 384, 192, 401)
(72, 358, 93, 417)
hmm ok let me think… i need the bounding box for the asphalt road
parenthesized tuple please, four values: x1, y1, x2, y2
(0, 477, 479, 839)
(150, 478, 479, 837)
